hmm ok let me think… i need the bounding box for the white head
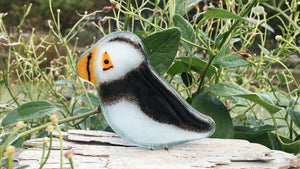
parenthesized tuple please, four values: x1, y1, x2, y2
(77, 32, 146, 85)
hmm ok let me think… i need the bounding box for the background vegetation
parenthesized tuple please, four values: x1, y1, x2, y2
(0, 0, 299, 168)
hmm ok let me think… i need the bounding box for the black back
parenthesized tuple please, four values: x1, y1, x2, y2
(99, 62, 214, 133)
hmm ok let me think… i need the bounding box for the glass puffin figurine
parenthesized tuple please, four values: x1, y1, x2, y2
(76, 31, 215, 149)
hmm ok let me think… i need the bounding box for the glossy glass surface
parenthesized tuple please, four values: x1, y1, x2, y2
(77, 31, 215, 149)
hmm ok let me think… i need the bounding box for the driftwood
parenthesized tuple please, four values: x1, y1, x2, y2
(16, 130, 298, 169)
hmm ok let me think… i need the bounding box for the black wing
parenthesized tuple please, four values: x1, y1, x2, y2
(99, 61, 215, 133)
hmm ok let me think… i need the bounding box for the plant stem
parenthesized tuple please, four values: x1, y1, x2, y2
(123, 0, 132, 31)
(271, 113, 300, 146)
(261, 2, 300, 30)
(54, 121, 63, 169)
(265, 56, 300, 90)
(0, 128, 20, 163)
(19, 109, 98, 138)
(39, 142, 47, 168)
(39, 133, 53, 169)
(7, 154, 13, 169)
(69, 158, 74, 169)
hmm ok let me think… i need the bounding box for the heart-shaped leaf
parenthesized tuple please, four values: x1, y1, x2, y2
(192, 92, 234, 138)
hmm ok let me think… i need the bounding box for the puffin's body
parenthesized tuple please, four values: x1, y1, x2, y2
(77, 31, 215, 149)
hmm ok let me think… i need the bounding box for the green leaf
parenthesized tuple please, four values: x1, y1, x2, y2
(198, 29, 214, 44)
(261, 132, 300, 154)
(206, 7, 244, 20)
(214, 46, 248, 67)
(234, 125, 278, 136)
(36, 129, 47, 138)
(252, 5, 265, 15)
(133, 30, 146, 36)
(12, 136, 25, 149)
(208, 82, 282, 114)
(15, 165, 30, 169)
(181, 72, 193, 87)
(192, 92, 234, 138)
(230, 38, 241, 44)
(258, 44, 270, 55)
(287, 108, 300, 129)
(246, 132, 279, 150)
(73, 107, 92, 129)
(2, 101, 58, 126)
(205, 8, 274, 32)
(79, 93, 100, 106)
(175, 0, 201, 15)
(73, 107, 92, 115)
(176, 57, 217, 78)
(90, 114, 112, 131)
(234, 125, 286, 151)
(0, 159, 6, 168)
(267, 132, 284, 151)
(143, 28, 181, 75)
(242, 17, 274, 32)
(245, 112, 265, 126)
(276, 72, 293, 84)
(173, 14, 195, 52)
(54, 80, 75, 86)
(232, 73, 243, 85)
(278, 134, 300, 154)
(167, 61, 189, 76)
(0, 132, 19, 146)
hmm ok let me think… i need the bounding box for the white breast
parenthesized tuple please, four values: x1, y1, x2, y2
(102, 99, 211, 149)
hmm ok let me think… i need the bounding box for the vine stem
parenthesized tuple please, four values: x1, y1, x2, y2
(39, 133, 53, 169)
(279, 37, 300, 54)
(19, 109, 98, 138)
(271, 113, 300, 146)
(54, 121, 63, 169)
(261, 2, 300, 31)
(39, 142, 47, 168)
(116, 1, 208, 51)
(265, 56, 300, 90)
(0, 128, 20, 162)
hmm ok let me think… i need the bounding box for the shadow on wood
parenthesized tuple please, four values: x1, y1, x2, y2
(16, 130, 298, 169)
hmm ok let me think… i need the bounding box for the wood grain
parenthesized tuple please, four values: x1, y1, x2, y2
(16, 130, 298, 169)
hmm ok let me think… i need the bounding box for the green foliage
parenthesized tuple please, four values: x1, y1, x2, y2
(0, 1, 300, 167)
(213, 46, 248, 67)
(173, 14, 195, 52)
(143, 28, 181, 75)
(2, 101, 58, 126)
(192, 92, 234, 138)
(208, 82, 282, 114)
(174, 0, 202, 16)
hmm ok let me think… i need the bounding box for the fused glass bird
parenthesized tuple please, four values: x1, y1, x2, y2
(76, 31, 215, 149)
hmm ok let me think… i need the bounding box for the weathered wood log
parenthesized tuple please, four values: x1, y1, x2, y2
(16, 130, 298, 169)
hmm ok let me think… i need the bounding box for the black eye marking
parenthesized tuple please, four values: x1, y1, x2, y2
(104, 59, 109, 64)
(87, 53, 92, 81)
